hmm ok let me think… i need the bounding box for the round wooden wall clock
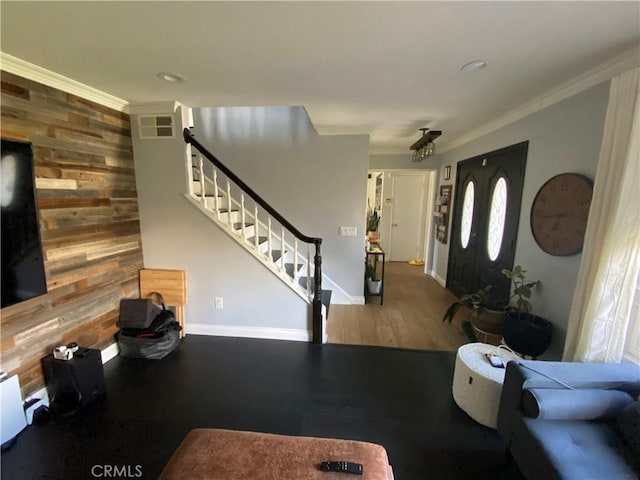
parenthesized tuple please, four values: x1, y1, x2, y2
(530, 173, 593, 256)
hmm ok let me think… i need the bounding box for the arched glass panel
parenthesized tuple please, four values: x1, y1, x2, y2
(487, 177, 508, 261)
(460, 181, 475, 249)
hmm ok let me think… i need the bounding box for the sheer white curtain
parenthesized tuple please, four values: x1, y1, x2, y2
(563, 67, 640, 363)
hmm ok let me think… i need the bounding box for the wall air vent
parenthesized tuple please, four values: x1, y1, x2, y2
(138, 114, 175, 139)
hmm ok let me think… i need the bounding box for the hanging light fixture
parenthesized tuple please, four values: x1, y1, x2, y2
(410, 128, 442, 162)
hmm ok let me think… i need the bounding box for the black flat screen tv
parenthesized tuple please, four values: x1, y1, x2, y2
(1, 139, 47, 308)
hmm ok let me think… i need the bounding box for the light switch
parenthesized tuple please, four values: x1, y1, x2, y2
(339, 226, 357, 236)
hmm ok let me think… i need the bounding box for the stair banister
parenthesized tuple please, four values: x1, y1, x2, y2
(183, 128, 324, 344)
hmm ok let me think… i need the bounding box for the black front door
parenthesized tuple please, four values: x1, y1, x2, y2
(447, 142, 528, 305)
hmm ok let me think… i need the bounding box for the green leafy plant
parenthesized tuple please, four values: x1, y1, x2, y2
(367, 208, 380, 232)
(441, 284, 503, 324)
(442, 265, 540, 324)
(366, 262, 378, 281)
(501, 265, 541, 314)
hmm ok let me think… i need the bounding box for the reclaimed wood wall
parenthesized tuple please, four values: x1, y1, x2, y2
(0, 71, 143, 395)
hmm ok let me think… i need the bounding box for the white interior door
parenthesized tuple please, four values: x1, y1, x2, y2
(390, 174, 425, 261)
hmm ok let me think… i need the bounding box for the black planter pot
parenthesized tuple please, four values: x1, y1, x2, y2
(502, 312, 552, 358)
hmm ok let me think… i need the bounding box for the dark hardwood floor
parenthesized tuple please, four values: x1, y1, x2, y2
(1, 336, 523, 480)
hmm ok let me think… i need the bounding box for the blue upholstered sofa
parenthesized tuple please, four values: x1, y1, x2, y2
(497, 360, 640, 480)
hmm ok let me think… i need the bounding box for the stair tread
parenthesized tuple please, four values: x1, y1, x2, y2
(271, 250, 283, 262)
(233, 222, 254, 230)
(219, 208, 239, 213)
(284, 262, 303, 277)
(247, 236, 268, 245)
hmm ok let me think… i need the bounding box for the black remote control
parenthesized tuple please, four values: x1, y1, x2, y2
(320, 461, 363, 475)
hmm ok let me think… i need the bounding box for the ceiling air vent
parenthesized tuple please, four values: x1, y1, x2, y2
(138, 114, 175, 139)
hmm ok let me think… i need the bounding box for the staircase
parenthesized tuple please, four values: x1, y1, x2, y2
(182, 128, 330, 343)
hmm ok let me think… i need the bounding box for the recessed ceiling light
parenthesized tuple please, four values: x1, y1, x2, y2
(157, 72, 186, 83)
(461, 60, 488, 72)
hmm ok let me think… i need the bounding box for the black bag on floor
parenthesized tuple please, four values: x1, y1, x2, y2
(117, 328, 180, 360)
(117, 292, 181, 360)
(118, 299, 161, 329)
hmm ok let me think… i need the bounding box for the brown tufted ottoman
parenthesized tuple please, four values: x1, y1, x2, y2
(159, 429, 394, 480)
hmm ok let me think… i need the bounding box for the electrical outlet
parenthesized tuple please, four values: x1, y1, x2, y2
(339, 226, 357, 237)
(215, 297, 224, 309)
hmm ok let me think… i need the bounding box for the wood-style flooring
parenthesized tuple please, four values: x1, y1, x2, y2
(1, 336, 523, 480)
(328, 262, 468, 351)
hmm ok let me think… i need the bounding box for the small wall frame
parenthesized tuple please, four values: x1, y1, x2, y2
(434, 185, 452, 244)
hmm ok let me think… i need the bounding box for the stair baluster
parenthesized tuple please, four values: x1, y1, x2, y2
(226, 179, 232, 228)
(280, 226, 285, 273)
(253, 206, 259, 250)
(267, 217, 273, 264)
(293, 239, 298, 283)
(198, 156, 205, 207)
(213, 169, 220, 218)
(240, 193, 246, 240)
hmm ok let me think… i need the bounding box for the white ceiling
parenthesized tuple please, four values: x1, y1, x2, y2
(1, 1, 639, 153)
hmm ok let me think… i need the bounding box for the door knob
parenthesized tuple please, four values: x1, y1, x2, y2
(392, 223, 398, 227)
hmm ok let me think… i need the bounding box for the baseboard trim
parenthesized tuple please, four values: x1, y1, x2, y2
(350, 296, 366, 305)
(101, 342, 120, 364)
(430, 271, 446, 287)
(185, 323, 312, 342)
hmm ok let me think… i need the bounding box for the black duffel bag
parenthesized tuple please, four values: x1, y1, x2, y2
(117, 292, 181, 360)
(117, 328, 180, 360)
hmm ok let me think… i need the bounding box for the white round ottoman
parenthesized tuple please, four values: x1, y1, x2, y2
(452, 343, 519, 429)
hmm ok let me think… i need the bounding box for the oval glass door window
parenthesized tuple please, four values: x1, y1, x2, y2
(487, 177, 508, 261)
(460, 181, 475, 249)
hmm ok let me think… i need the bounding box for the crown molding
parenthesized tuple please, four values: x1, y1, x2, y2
(127, 102, 181, 115)
(439, 46, 640, 153)
(0, 52, 129, 113)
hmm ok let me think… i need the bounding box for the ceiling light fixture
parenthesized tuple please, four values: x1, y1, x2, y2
(156, 72, 186, 83)
(411, 128, 442, 162)
(460, 60, 488, 72)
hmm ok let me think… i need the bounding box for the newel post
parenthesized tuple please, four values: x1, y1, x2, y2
(312, 239, 323, 344)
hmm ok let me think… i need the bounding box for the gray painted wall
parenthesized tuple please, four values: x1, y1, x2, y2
(192, 106, 370, 297)
(370, 153, 440, 170)
(435, 81, 611, 359)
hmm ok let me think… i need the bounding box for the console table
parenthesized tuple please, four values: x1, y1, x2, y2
(365, 246, 385, 305)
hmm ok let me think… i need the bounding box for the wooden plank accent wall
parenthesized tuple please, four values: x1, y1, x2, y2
(0, 71, 143, 396)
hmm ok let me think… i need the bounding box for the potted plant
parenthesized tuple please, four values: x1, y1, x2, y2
(501, 265, 551, 357)
(442, 265, 541, 342)
(366, 262, 382, 294)
(367, 207, 380, 241)
(442, 284, 507, 341)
